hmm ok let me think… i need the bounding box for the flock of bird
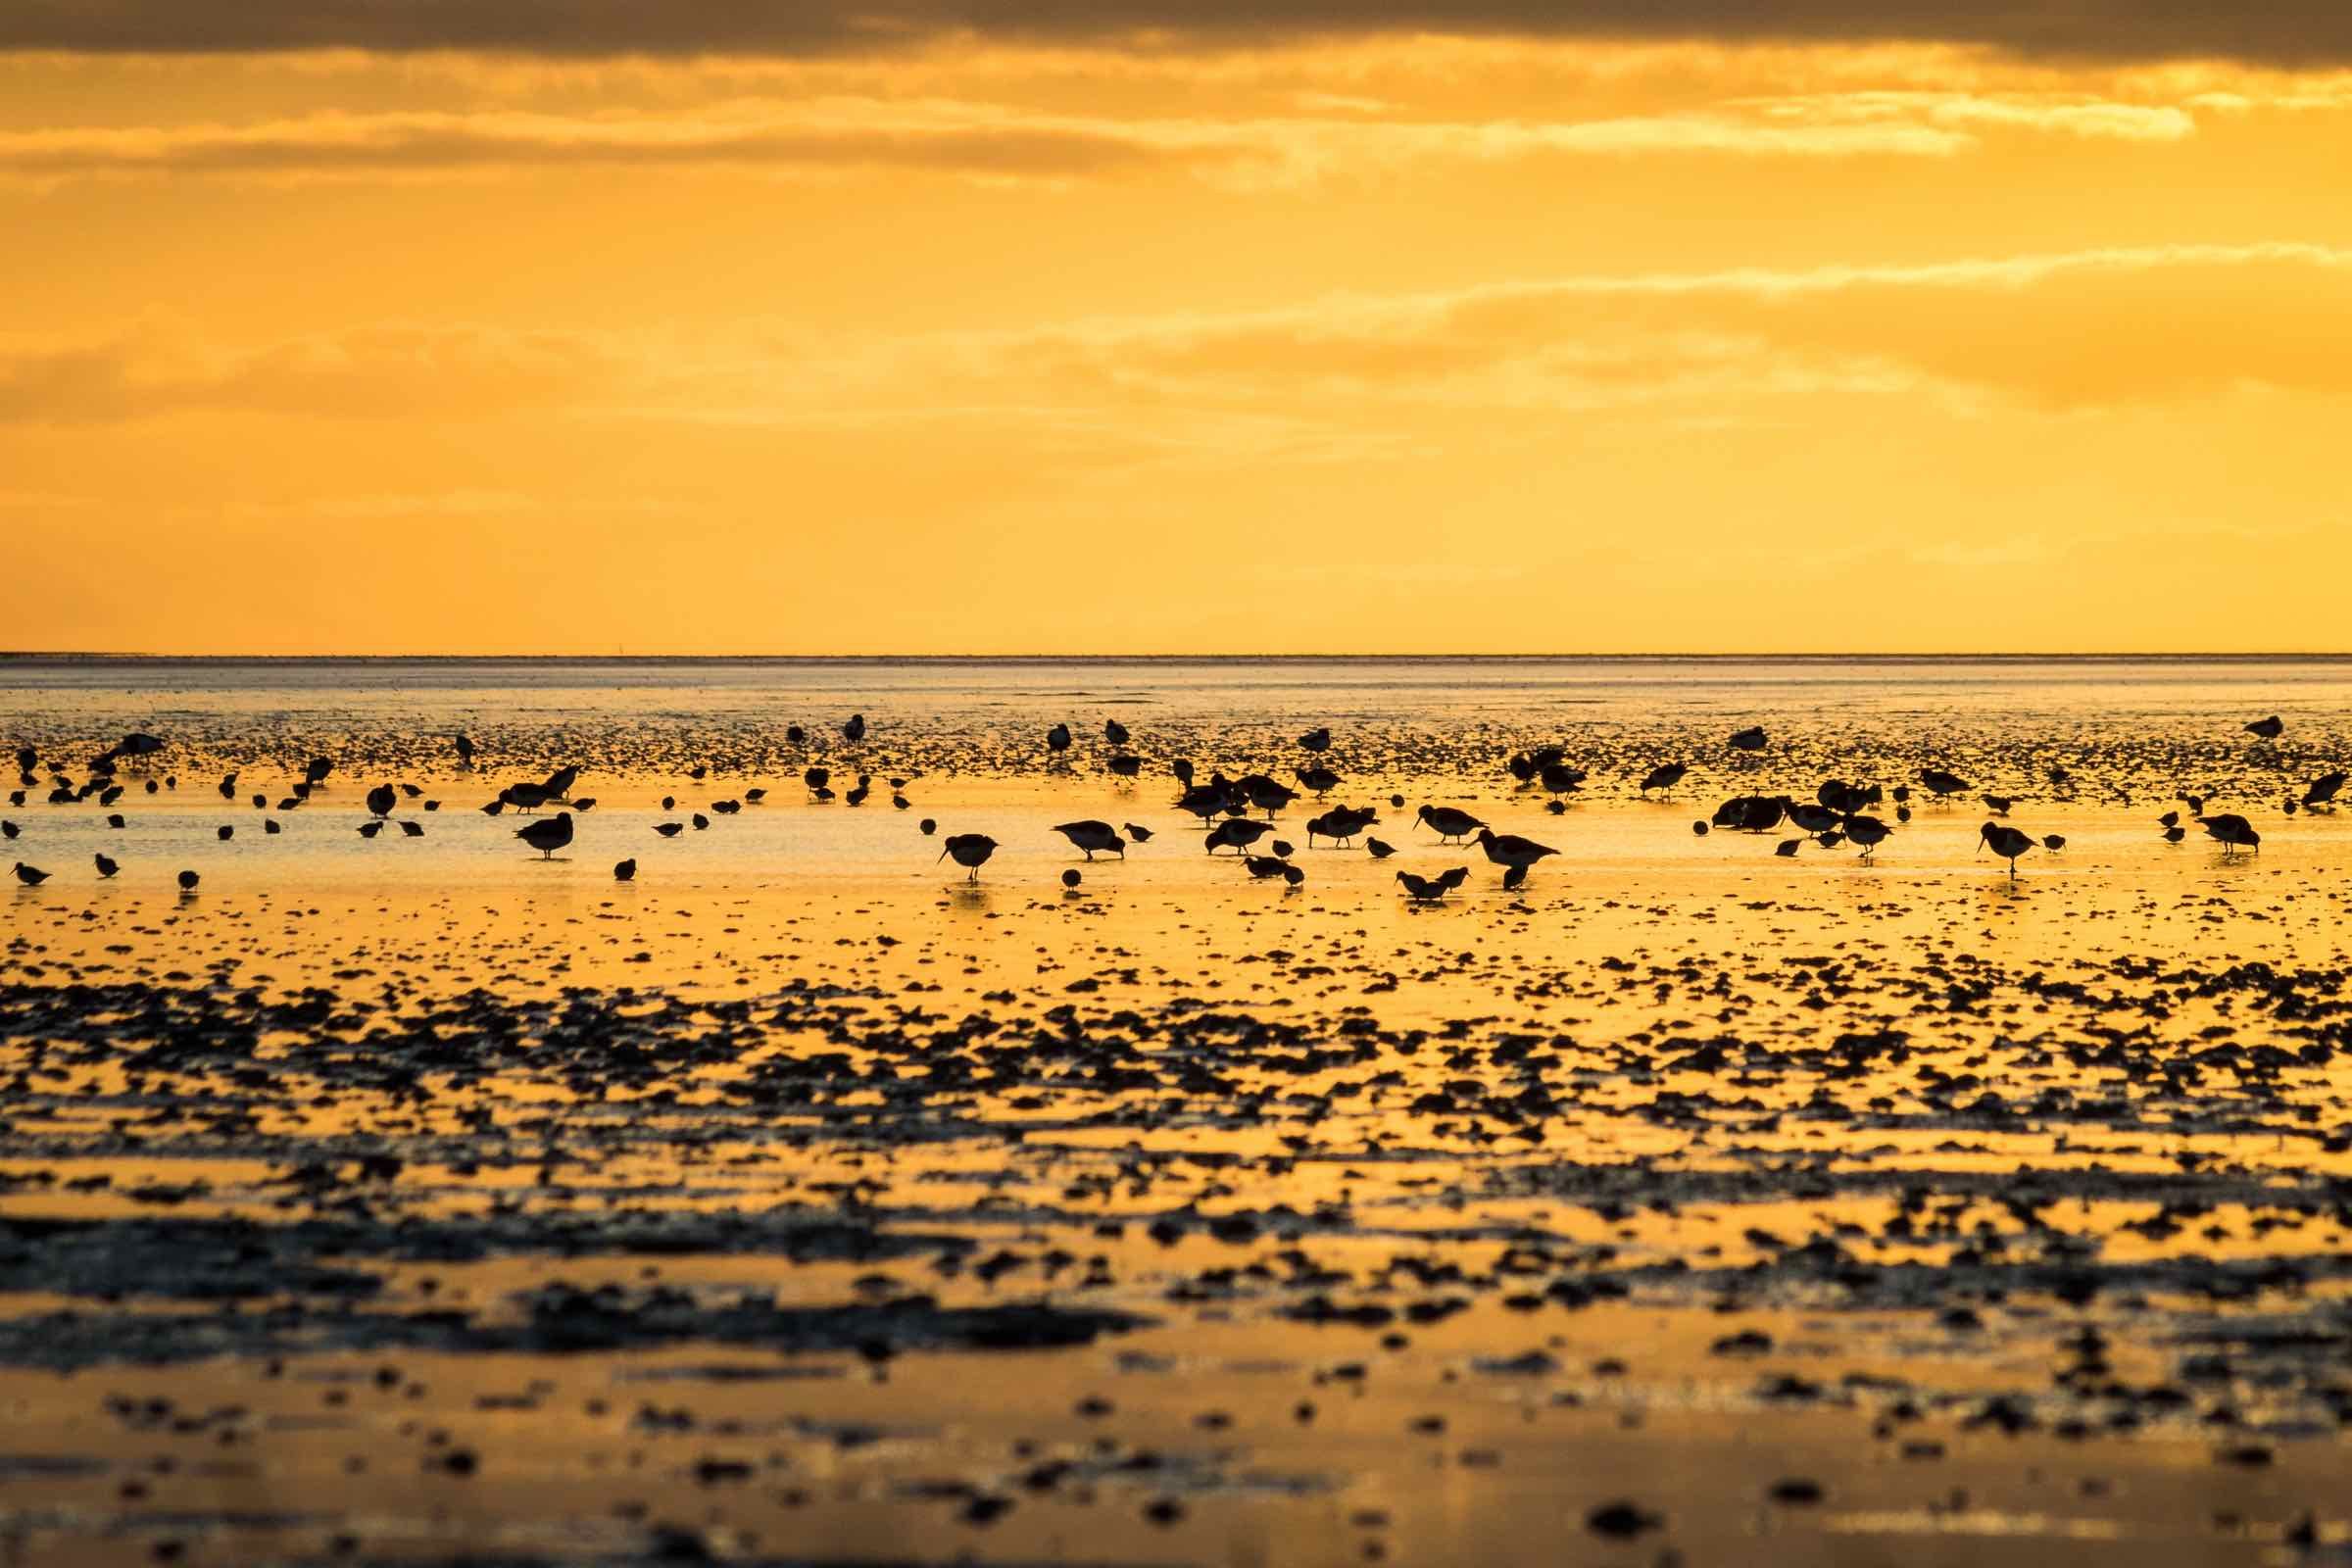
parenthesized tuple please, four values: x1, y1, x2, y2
(6, 710, 2341, 899)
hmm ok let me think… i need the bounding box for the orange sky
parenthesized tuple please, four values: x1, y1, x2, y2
(7, 9, 2352, 654)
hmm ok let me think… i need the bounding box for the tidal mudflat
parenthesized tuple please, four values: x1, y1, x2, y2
(4, 657, 2351, 1567)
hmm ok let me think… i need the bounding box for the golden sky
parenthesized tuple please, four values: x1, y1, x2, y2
(7, 5, 2352, 654)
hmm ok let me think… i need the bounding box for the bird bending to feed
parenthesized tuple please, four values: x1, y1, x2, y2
(93, 853, 118, 878)
(454, 733, 475, 765)
(1174, 783, 1229, 827)
(516, 812, 574, 859)
(1298, 727, 1331, 753)
(2041, 834, 2067, 853)
(1298, 765, 1341, 796)
(1712, 795, 1785, 833)
(1729, 726, 1768, 754)
(613, 858, 636, 882)
(1053, 820, 1126, 859)
(1242, 854, 1293, 881)
(1476, 828, 1558, 883)
(176, 869, 199, 893)
(12, 861, 48, 886)
(1240, 774, 1298, 815)
(1639, 762, 1688, 796)
(1414, 805, 1485, 844)
(653, 822, 683, 838)
(1919, 768, 1971, 799)
(2246, 714, 2284, 741)
(1785, 801, 1839, 834)
(1365, 837, 1396, 859)
(1396, 866, 1469, 903)
(1843, 815, 1890, 858)
(1982, 795, 2015, 815)
(2196, 813, 2261, 856)
(939, 832, 997, 881)
(1978, 821, 2034, 879)
(2303, 771, 2345, 808)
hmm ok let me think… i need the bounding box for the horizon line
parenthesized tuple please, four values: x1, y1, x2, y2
(7, 651, 2352, 663)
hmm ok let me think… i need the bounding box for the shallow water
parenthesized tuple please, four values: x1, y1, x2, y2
(3, 657, 2349, 1567)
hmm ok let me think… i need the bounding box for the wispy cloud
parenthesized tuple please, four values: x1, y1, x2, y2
(12, 244, 2347, 435)
(0, 95, 2121, 188)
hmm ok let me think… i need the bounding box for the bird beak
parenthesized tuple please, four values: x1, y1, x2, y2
(935, 848, 948, 862)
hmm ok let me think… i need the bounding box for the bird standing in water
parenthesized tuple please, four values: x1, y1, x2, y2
(516, 812, 574, 859)
(1205, 818, 1275, 856)
(1843, 815, 1891, 859)
(1396, 866, 1469, 903)
(1414, 805, 1485, 844)
(2246, 714, 2284, 741)
(939, 833, 997, 881)
(1477, 828, 1558, 887)
(1053, 820, 1126, 859)
(94, 854, 119, 878)
(12, 862, 49, 886)
(2196, 813, 2261, 856)
(1978, 821, 2034, 880)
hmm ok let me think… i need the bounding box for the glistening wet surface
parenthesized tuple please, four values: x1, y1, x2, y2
(3, 658, 2350, 1566)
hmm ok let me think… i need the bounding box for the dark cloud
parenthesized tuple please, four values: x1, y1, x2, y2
(5, 0, 2352, 66)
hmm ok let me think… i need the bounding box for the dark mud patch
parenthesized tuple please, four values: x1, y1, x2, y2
(0, 1288, 1149, 1371)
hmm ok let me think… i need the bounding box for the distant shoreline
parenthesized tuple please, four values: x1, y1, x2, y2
(6, 653, 2351, 666)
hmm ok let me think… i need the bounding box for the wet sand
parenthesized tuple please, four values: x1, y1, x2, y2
(4, 659, 2351, 1566)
